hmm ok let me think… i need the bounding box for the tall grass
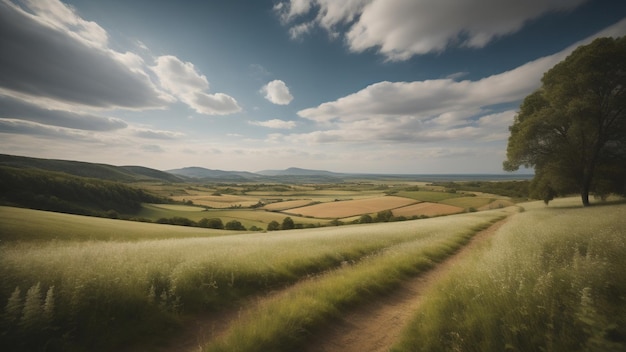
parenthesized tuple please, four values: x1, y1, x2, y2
(203, 211, 510, 352)
(0, 207, 511, 351)
(393, 201, 626, 352)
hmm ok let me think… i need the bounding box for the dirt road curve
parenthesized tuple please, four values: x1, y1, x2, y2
(302, 217, 509, 352)
(155, 217, 508, 352)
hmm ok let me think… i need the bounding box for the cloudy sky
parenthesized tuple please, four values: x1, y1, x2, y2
(1, 0, 625, 174)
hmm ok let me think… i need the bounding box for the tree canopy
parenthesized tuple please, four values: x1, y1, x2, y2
(504, 37, 626, 206)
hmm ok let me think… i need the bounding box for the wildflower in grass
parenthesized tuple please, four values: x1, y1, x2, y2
(3, 286, 22, 327)
(43, 286, 55, 325)
(20, 283, 42, 331)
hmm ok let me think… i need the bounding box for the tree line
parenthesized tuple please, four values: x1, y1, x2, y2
(429, 181, 530, 199)
(0, 166, 165, 216)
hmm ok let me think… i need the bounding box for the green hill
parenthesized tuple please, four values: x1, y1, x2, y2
(0, 166, 166, 216)
(0, 154, 183, 183)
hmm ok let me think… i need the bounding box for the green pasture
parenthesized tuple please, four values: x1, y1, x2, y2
(440, 196, 494, 209)
(0, 206, 237, 242)
(395, 190, 465, 202)
(393, 199, 626, 352)
(245, 188, 386, 201)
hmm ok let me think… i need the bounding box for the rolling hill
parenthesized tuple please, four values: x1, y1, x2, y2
(0, 154, 183, 183)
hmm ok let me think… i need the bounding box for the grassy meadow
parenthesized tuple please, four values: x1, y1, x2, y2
(202, 209, 512, 352)
(3, 171, 623, 352)
(0, 205, 511, 351)
(393, 199, 626, 352)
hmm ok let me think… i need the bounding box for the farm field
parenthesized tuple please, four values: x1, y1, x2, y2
(261, 199, 316, 211)
(391, 202, 464, 217)
(282, 195, 418, 218)
(171, 193, 260, 208)
(137, 203, 333, 229)
(135, 182, 508, 228)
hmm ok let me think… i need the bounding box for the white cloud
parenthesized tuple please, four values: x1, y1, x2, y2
(294, 21, 626, 145)
(132, 128, 185, 140)
(152, 55, 210, 94)
(0, 94, 128, 131)
(261, 80, 294, 105)
(0, 0, 241, 122)
(0, 118, 98, 142)
(0, 0, 168, 109)
(141, 144, 165, 153)
(250, 119, 297, 129)
(23, 0, 110, 50)
(276, 0, 314, 23)
(276, 0, 588, 60)
(152, 55, 242, 115)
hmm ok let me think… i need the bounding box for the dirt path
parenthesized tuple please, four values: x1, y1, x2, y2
(154, 217, 509, 352)
(301, 217, 509, 352)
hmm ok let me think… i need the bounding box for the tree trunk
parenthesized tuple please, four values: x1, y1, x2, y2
(581, 190, 590, 207)
(581, 176, 592, 206)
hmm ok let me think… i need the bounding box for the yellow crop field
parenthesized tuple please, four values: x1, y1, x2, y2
(283, 196, 417, 218)
(392, 202, 464, 217)
(172, 194, 261, 208)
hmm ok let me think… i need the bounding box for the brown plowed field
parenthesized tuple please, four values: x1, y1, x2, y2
(283, 196, 417, 218)
(392, 202, 464, 217)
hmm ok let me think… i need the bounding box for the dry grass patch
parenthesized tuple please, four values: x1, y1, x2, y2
(392, 202, 464, 217)
(284, 196, 417, 218)
(478, 199, 515, 210)
(172, 194, 260, 208)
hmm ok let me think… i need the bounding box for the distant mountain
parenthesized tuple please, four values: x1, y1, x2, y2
(256, 167, 344, 177)
(166, 166, 261, 181)
(0, 154, 184, 183)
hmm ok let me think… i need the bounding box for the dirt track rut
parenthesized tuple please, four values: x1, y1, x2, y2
(301, 217, 509, 352)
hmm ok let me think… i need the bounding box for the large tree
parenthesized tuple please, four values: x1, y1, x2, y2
(504, 37, 626, 206)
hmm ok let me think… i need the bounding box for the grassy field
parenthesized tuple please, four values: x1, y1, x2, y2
(262, 199, 317, 211)
(203, 210, 511, 352)
(282, 196, 418, 218)
(393, 199, 626, 352)
(440, 196, 494, 209)
(392, 202, 464, 217)
(0, 205, 511, 351)
(395, 190, 465, 202)
(0, 206, 238, 242)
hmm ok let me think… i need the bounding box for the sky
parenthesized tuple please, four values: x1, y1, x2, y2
(1, 0, 626, 174)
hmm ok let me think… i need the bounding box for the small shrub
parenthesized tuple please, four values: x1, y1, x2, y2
(225, 220, 246, 231)
(267, 221, 280, 231)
